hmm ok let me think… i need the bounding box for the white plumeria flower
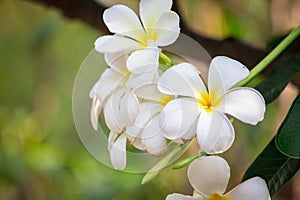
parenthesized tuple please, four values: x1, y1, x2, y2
(94, 0, 180, 74)
(89, 52, 159, 130)
(89, 53, 128, 130)
(90, 53, 160, 170)
(126, 83, 173, 156)
(90, 53, 159, 170)
(105, 87, 140, 170)
(158, 56, 266, 154)
(166, 156, 270, 200)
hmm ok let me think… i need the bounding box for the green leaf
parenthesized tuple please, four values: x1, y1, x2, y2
(141, 142, 191, 184)
(141, 150, 176, 185)
(243, 93, 300, 195)
(243, 138, 300, 196)
(275, 94, 300, 158)
(255, 53, 300, 104)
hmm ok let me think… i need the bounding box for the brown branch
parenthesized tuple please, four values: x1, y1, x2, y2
(26, 0, 267, 67)
(24, 0, 300, 87)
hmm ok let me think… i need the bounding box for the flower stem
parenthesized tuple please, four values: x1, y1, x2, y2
(172, 152, 207, 169)
(159, 51, 173, 67)
(235, 25, 300, 87)
(193, 190, 201, 197)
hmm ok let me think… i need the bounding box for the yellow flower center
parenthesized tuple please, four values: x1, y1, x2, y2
(139, 28, 158, 47)
(160, 95, 173, 106)
(198, 92, 214, 112)
(197, 90, 220, 112)
(147, 30, 158, 42)
(139, 37, 149, 47)
(207, 193, 227, 200)
(120, 70, 131, 86)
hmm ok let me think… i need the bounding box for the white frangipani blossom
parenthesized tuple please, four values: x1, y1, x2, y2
(89, 53, 161, 170)
(89, 53, 128, 130)
(158, 56, 266, 154)
(106, 87, 140, 170)
(89, 52, 158, 130)
(166, 156, 270, 200)
(126, 83, 173, 156)
(94, 0, 180, 74)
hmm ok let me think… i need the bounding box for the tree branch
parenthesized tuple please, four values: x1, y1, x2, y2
(26, 0, 267, 66)
(25, 0, 300, 87)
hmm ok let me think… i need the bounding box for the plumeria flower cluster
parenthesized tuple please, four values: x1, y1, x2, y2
(90, 0, 180, 170)
(89, 0, 269, 199)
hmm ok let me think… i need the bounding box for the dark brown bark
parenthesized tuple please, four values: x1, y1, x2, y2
(24, 0, 300, 87)
(26, 0, 267, 66)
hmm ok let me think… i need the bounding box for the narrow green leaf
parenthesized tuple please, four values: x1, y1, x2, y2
(255, 53, 300, 104)
(243, 138, 300, 196)
(275, 94, 300, 158)
(141, 142, 191, 184)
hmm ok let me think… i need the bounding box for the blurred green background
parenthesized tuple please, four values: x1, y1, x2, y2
(0, 0, 299, 199)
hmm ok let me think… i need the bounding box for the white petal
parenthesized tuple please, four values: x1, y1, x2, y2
(109, 134, 127, 170)
(126, 102, 161, 138)
(196, 111, 234, 154)
(126, 70, 159, 90)
(141, 115, 167, 156)
(208, 56, 249, 97)
(217, 87, 265, 125)
(126, 42, 159, 74)
(89, 80, 99, 99)
(104, 52, 128, 73)
(152, 11, 180, 46)
(188, 156, 230, 197)
(108, 130, 119, 150)
(92, 69, 124, 103)
(94, 35, 141, 53)
(140, 0, 172, 28)
(127, 135, 145, 151)
(182, 118, 198, 141)
(103, 88, 126, 133)
(103, 5, 146, 41)
(143, 133, 167, 156)
(90, 95, 102, 130)
(226, 177, 270, 200)
(158, 63, 207, 98)
(135, 83, 170, 102)
(94, 35, 113, 53)
(166, 193, 204, 200)
(119, 89, 139, 126)
(160, 98, 200, 140)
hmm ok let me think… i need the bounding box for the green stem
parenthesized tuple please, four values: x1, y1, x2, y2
(193, 190, 201, 197)
(172, 152, 207, 169)
(235, 25, 300, 87)
(159, 51, 173, 67)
